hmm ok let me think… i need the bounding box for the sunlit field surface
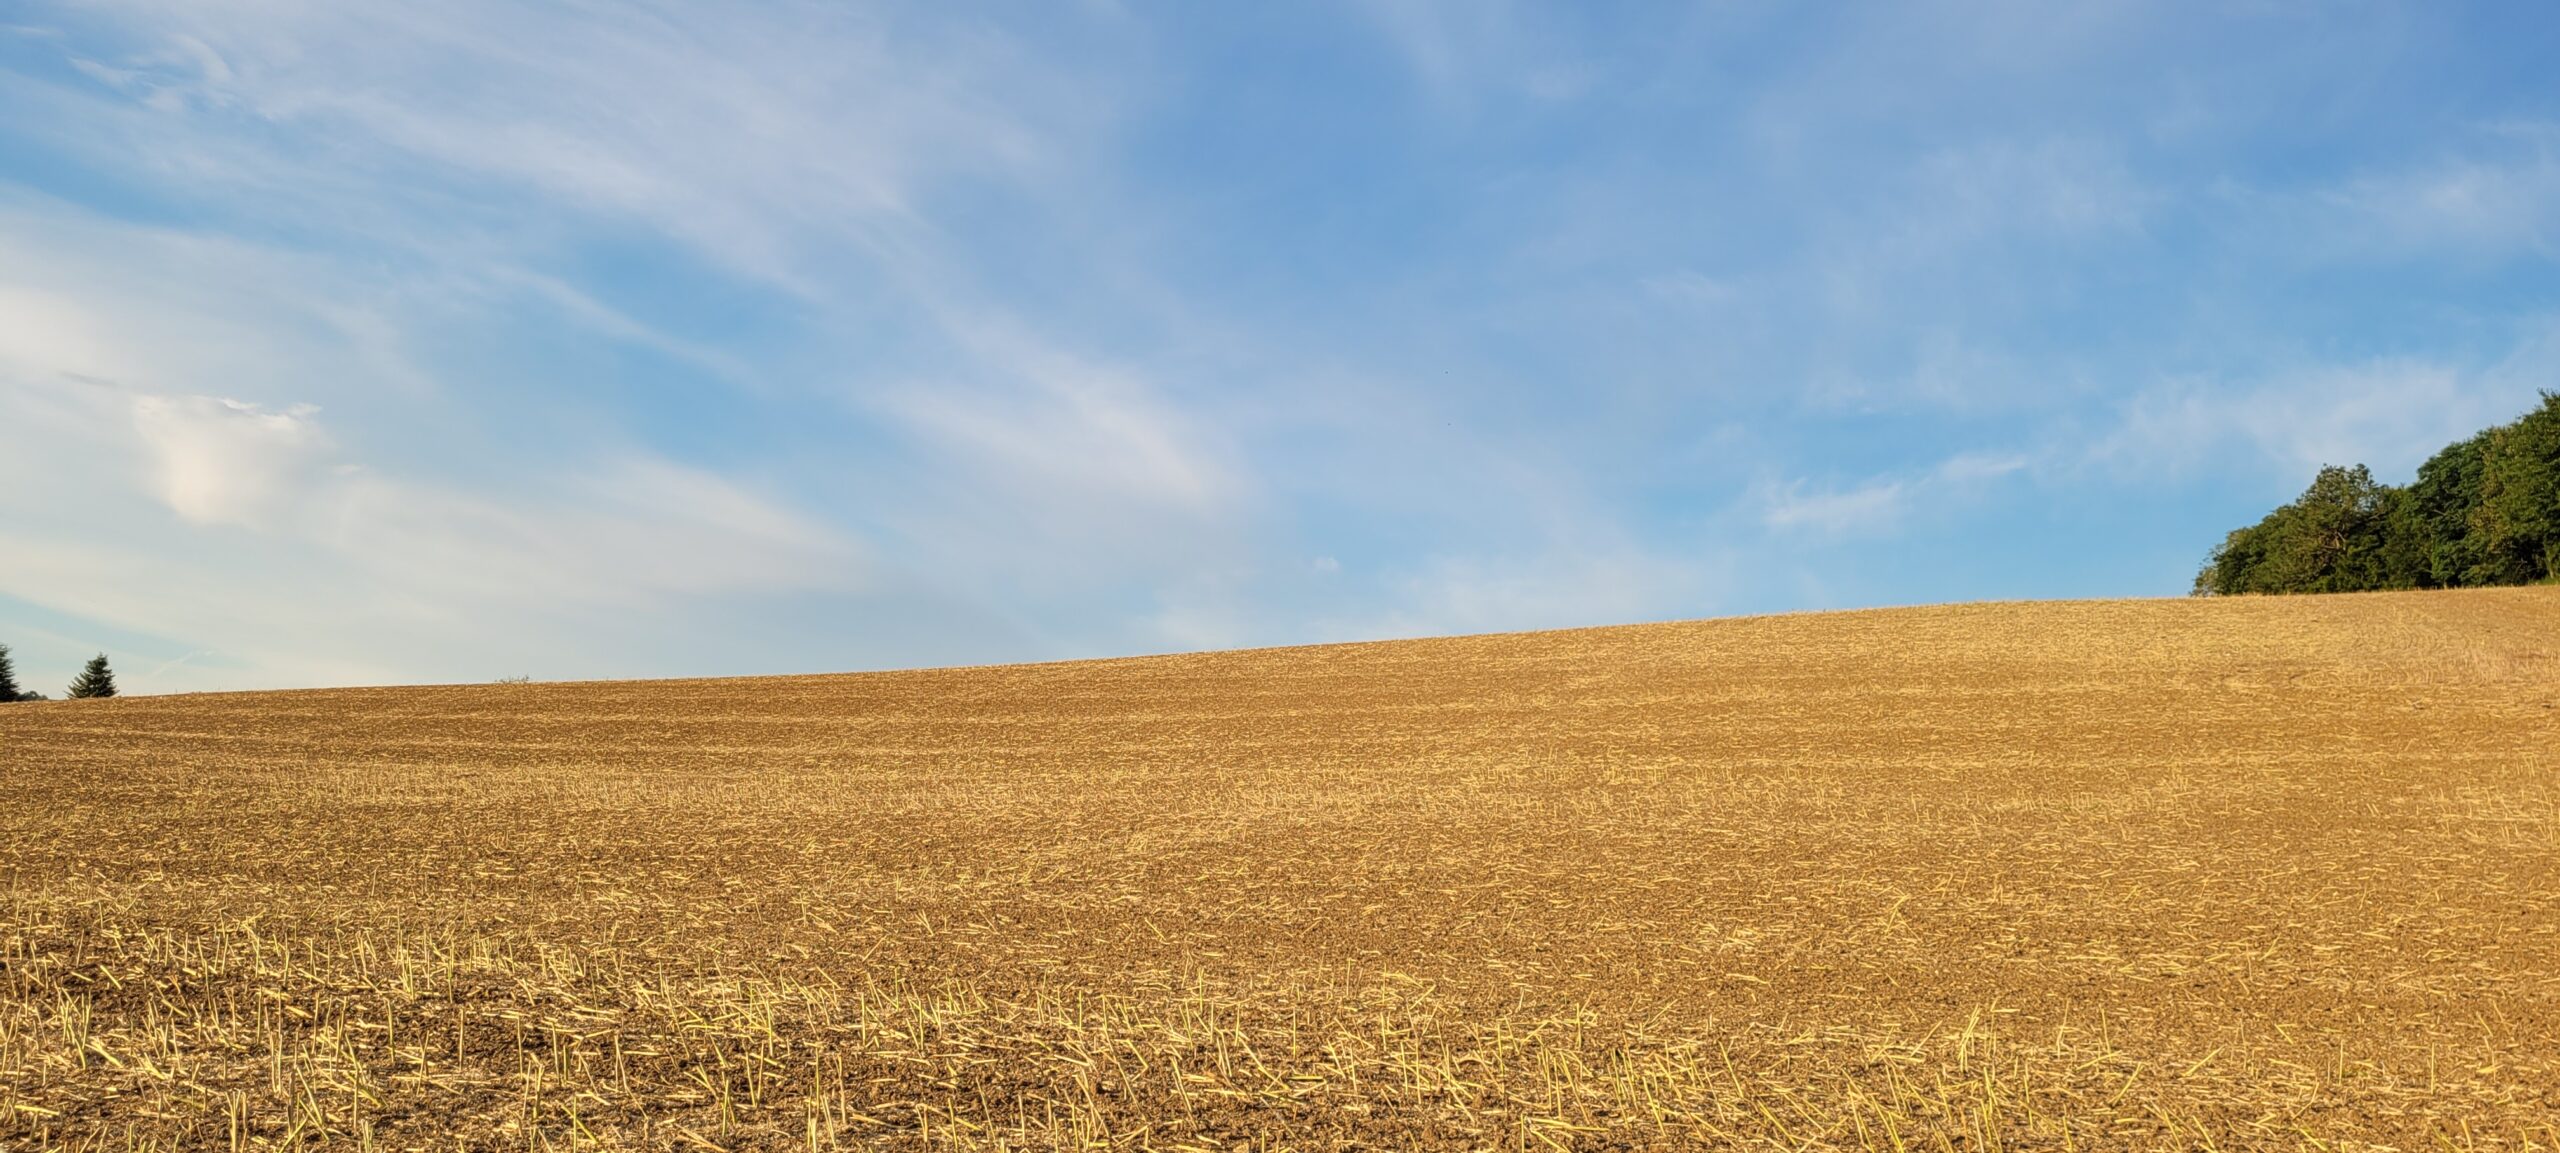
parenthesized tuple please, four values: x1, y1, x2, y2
(4, 591, 2556, 1151)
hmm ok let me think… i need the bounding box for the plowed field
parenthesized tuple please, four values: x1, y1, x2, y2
(4, 590, 2557, 1151)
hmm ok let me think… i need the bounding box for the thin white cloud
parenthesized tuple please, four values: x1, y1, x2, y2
(1349, 547, 1716, 641)
(1756, 449, 2033, 536)
(1906, 138, 2155, 243)
(2094, 344, 2559, 483)
(2, 374, 866, 689)
(41, 0, 1094, 293)
(2318, 128, 2560, 261)
(0, 282, 133, 382)
(1641, 270, 1740, 308)
(1352, 0, 1590, 106)
(850, 330, 1256, 640)
(1935, 451, 2031, 482)
(1757, 477, 1908, 534)
(879, 337, 1236, 518)
(0, 194, 448, 402)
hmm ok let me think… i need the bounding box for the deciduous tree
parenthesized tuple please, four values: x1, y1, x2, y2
(2198, 393, 2560, 595)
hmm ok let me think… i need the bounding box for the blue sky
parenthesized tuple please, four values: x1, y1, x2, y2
(3, 2, 2557, 693)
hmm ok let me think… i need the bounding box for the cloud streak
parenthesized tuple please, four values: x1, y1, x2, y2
(2, 2, 2556, 690)
(3, 374, 867, 689)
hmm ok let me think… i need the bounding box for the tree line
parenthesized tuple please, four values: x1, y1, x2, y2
(0, 646, 116, 702)
(2195, 392, 2560, 596)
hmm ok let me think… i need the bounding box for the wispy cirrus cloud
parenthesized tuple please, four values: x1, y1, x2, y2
(1758, 477, 1910, 535)
(2, 374, 867, 689)
(32, 1, 1092, 288)
(2094, 337, 2560, 485)
(1756, 452, 2032, 536)
(0, 2, 1220, 688)
(2314, 128, 2560, 263)
(3, 2, 2558, 690)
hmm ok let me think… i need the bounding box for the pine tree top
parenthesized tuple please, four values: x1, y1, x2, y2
(0, 643, 22, 703)
(66, 654, 117, 700)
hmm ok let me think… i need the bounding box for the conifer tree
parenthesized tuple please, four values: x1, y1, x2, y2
(66, 654, 117, 699)
(0, 643, 22, 702)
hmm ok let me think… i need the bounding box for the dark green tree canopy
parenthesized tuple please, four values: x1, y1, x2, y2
(66, 654, 118, 700)
(2198, 392, 2560, 595)
(0, 643, 22, 703)
(2473, 393, 2560, 584)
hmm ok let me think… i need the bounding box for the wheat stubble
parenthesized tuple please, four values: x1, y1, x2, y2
(2, 589, 2556, 1150)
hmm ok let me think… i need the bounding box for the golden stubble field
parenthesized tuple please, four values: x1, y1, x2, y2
(2, 590, 2557, 1152)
